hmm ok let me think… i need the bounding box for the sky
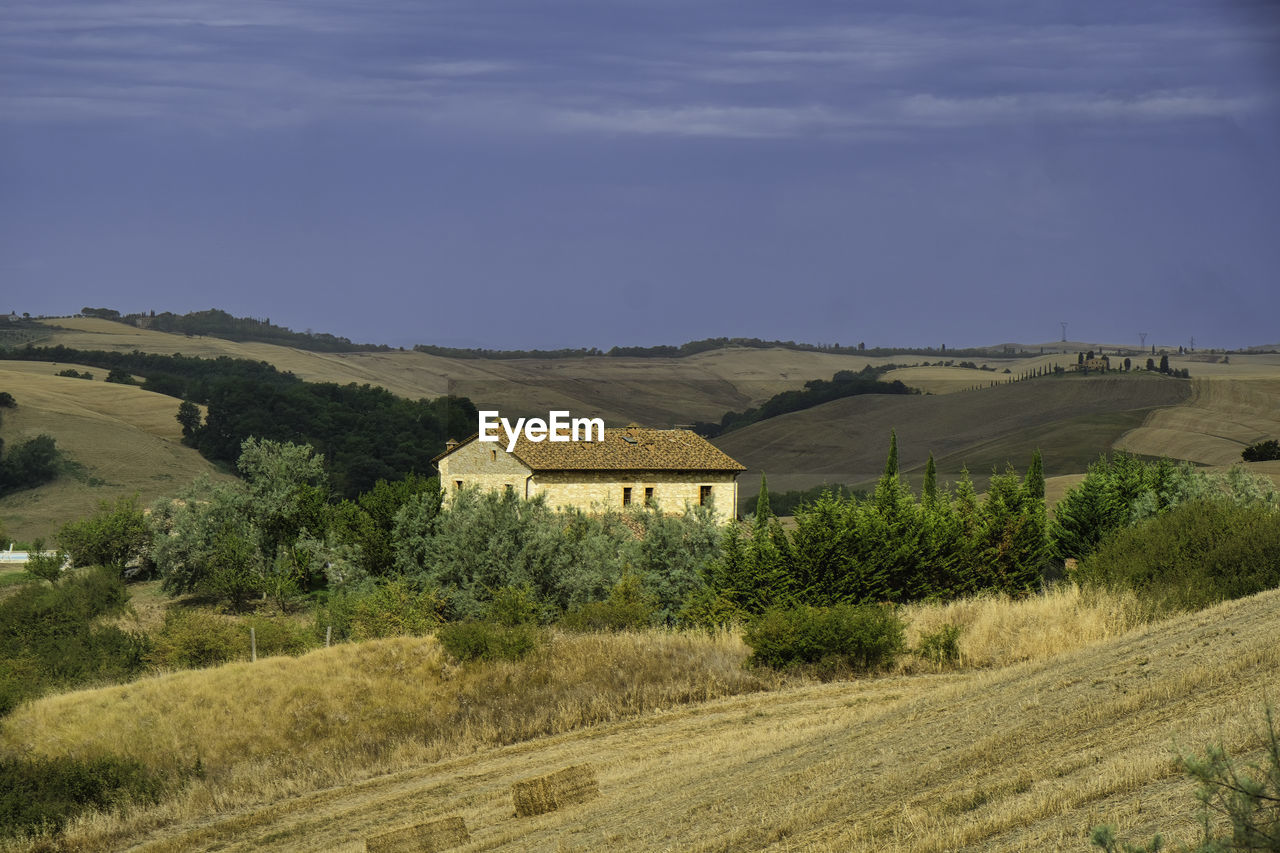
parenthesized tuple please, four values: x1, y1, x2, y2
(3, 0, 1279, 351)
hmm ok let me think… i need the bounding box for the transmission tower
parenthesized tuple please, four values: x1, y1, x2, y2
(1139, 332, 1147, 349)
(1060, 322, 1068, 343)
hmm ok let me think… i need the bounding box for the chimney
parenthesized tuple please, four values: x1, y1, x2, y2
(444, 438, 459, 453)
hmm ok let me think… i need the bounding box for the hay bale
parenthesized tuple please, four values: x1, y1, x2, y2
(365, 815, 470, 853)
(512, 764, 599, 818)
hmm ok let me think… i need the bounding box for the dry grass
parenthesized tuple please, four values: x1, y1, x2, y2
(510, 764, 599, 817)
(11, 587, 1277, 852)
(365, 816, 469, 853)
(0, 363, 231, 541)
(900, 583, 1153, 671)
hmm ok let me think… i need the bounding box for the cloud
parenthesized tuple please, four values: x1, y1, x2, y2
(1, 0, 1274, 139)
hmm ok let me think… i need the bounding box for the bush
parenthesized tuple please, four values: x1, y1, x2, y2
(0, 566, 146, 713)
(243, 615, 315, 658)
(743, 604, 905, 675)
(1079, 499, 1280, 611)
(0, 754, 165, 840)
(316, 579, 444, 643)
(561, 573, 655, 632)
(436, 621, 542, 663)
(146, 610, 243, 669)
(58, 496, 150, 572)
(916, 623, 963, 665)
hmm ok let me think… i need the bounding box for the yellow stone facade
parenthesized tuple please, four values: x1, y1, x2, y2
(437, 441, 740, 523)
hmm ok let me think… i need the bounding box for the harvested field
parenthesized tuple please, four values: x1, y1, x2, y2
(18, 587, 1279, 852)
(1115, 376, 1280, 465)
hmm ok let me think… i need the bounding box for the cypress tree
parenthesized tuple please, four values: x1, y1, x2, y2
(883, 429, 899, 479)
(754, 474, 771, 527)
(1024, 449, 1045, 500)
(922, 453, 938, 505)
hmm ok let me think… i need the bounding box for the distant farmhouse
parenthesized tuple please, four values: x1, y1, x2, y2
(1083, 356, 1110, 372)
(433, 426, 746, 524)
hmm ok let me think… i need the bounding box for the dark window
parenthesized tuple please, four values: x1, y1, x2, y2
(622, 487, 632, 506)
(644, 486, 654, 507)
(700, 485, 712, 506)
(491, 449, 497, 461)
(505, 483, 514, 495)
(455, 480, 463, 490)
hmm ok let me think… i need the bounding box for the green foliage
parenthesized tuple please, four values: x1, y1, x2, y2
(317, 579, 444, 642)
(1093, 706, 1280, 853)
(105, 368, 137, 385)
(118, 307, 390, 353)
(55, 368, 93, 380)
(1077, 499, 1280, 612)
(0, 434, 62, 496)
(57, 495, 150, 572)
(1243, 440, 1280, 463)
(0, 754, 165, 840)
(435, 620, 542, 663)
(561, 573, 655, 632)
(0, 566, 147, 714)
(0, 391, 15, 407)
(742, 604, 905, 675)
(0, 344, 475, 498)
(146, 609, 243, 669)
(176, 400, 201, 440)
(916, 623, 963, 665)
(742, 483, 866, 518)
(24, 538, 66, 585)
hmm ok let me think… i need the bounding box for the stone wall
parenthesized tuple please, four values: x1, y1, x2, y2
(438, 440, 533, 504)
(532, 470, 739, 524)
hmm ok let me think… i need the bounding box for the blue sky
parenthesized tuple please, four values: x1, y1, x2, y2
(3, 0, 1278, 349)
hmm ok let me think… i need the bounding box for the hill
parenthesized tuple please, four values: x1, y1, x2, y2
(713, 374, 1193, 497)
(9, 587, 1278, 851)
(0, 362, 233, 540)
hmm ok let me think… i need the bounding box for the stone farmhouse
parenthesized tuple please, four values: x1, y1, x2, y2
(433, 426, 746, 524)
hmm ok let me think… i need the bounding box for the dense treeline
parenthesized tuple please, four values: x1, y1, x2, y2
(86, 307, 391, 352)
(416, 336, 1049, 361)
(0, 345, 475, 498)
(693, 367, 917, 437)
(694, 439, 1050, 619)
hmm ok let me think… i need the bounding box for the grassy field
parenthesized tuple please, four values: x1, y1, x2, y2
(715, 374, 1193, 498)
(0, 361, 233, 541)
(4, 584, 1274, 851)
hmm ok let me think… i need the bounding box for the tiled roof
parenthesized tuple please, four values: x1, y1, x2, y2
(434, 428, 746, 472)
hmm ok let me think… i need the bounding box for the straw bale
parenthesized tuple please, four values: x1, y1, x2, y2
(512, 763, 599, 817)
(365, 815, 470, 853)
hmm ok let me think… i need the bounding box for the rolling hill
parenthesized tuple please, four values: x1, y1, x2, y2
(714, 374, 1194, 497)
(0, 361, 233, 540)
(11, 586, 1279, 851)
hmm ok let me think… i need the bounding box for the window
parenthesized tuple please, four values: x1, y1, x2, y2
(505, 483, 514, 495)
(644, 486, 654, 507)
(700, 485, 712, 506)
(491, 449, 497, 461)
(622, 487, 632, 506)
(455, 480, 463, 490)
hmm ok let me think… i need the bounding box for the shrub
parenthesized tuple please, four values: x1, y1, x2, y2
(561, 573, 655, 632)
(916, 622, 963, 665)
(57, 496, 150, 572)
(0, 754, 165, 840)
(1243, 439, 1280, 462)
(146, 610, 243, 669)
(1078, 499, 1280, 611)
(243, 615, 315, 658)
(743, 604, 905, 675)
(436, 621, 542, 663)
(316, 579, 444, 643)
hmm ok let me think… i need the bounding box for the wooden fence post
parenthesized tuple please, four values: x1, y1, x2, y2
(250, 626, 257, 663)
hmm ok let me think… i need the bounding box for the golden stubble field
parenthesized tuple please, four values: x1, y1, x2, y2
(7, 586, 1277, 853)
(0, 361, 233, 540)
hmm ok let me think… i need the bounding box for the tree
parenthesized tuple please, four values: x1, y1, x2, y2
(175, 401, 202, 441)
(1160, 354, 1170, 374)
(883, 429, 899, 479)
(922, 453, 938, 506)
(1123, 357, 1131, 371)
(1243, 440, 1280, 463)
(755, 474, 772, 525)
(58, 496, 149, 572)
(1024, 449, 1045, 501)
(0, 391, 15, 408)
